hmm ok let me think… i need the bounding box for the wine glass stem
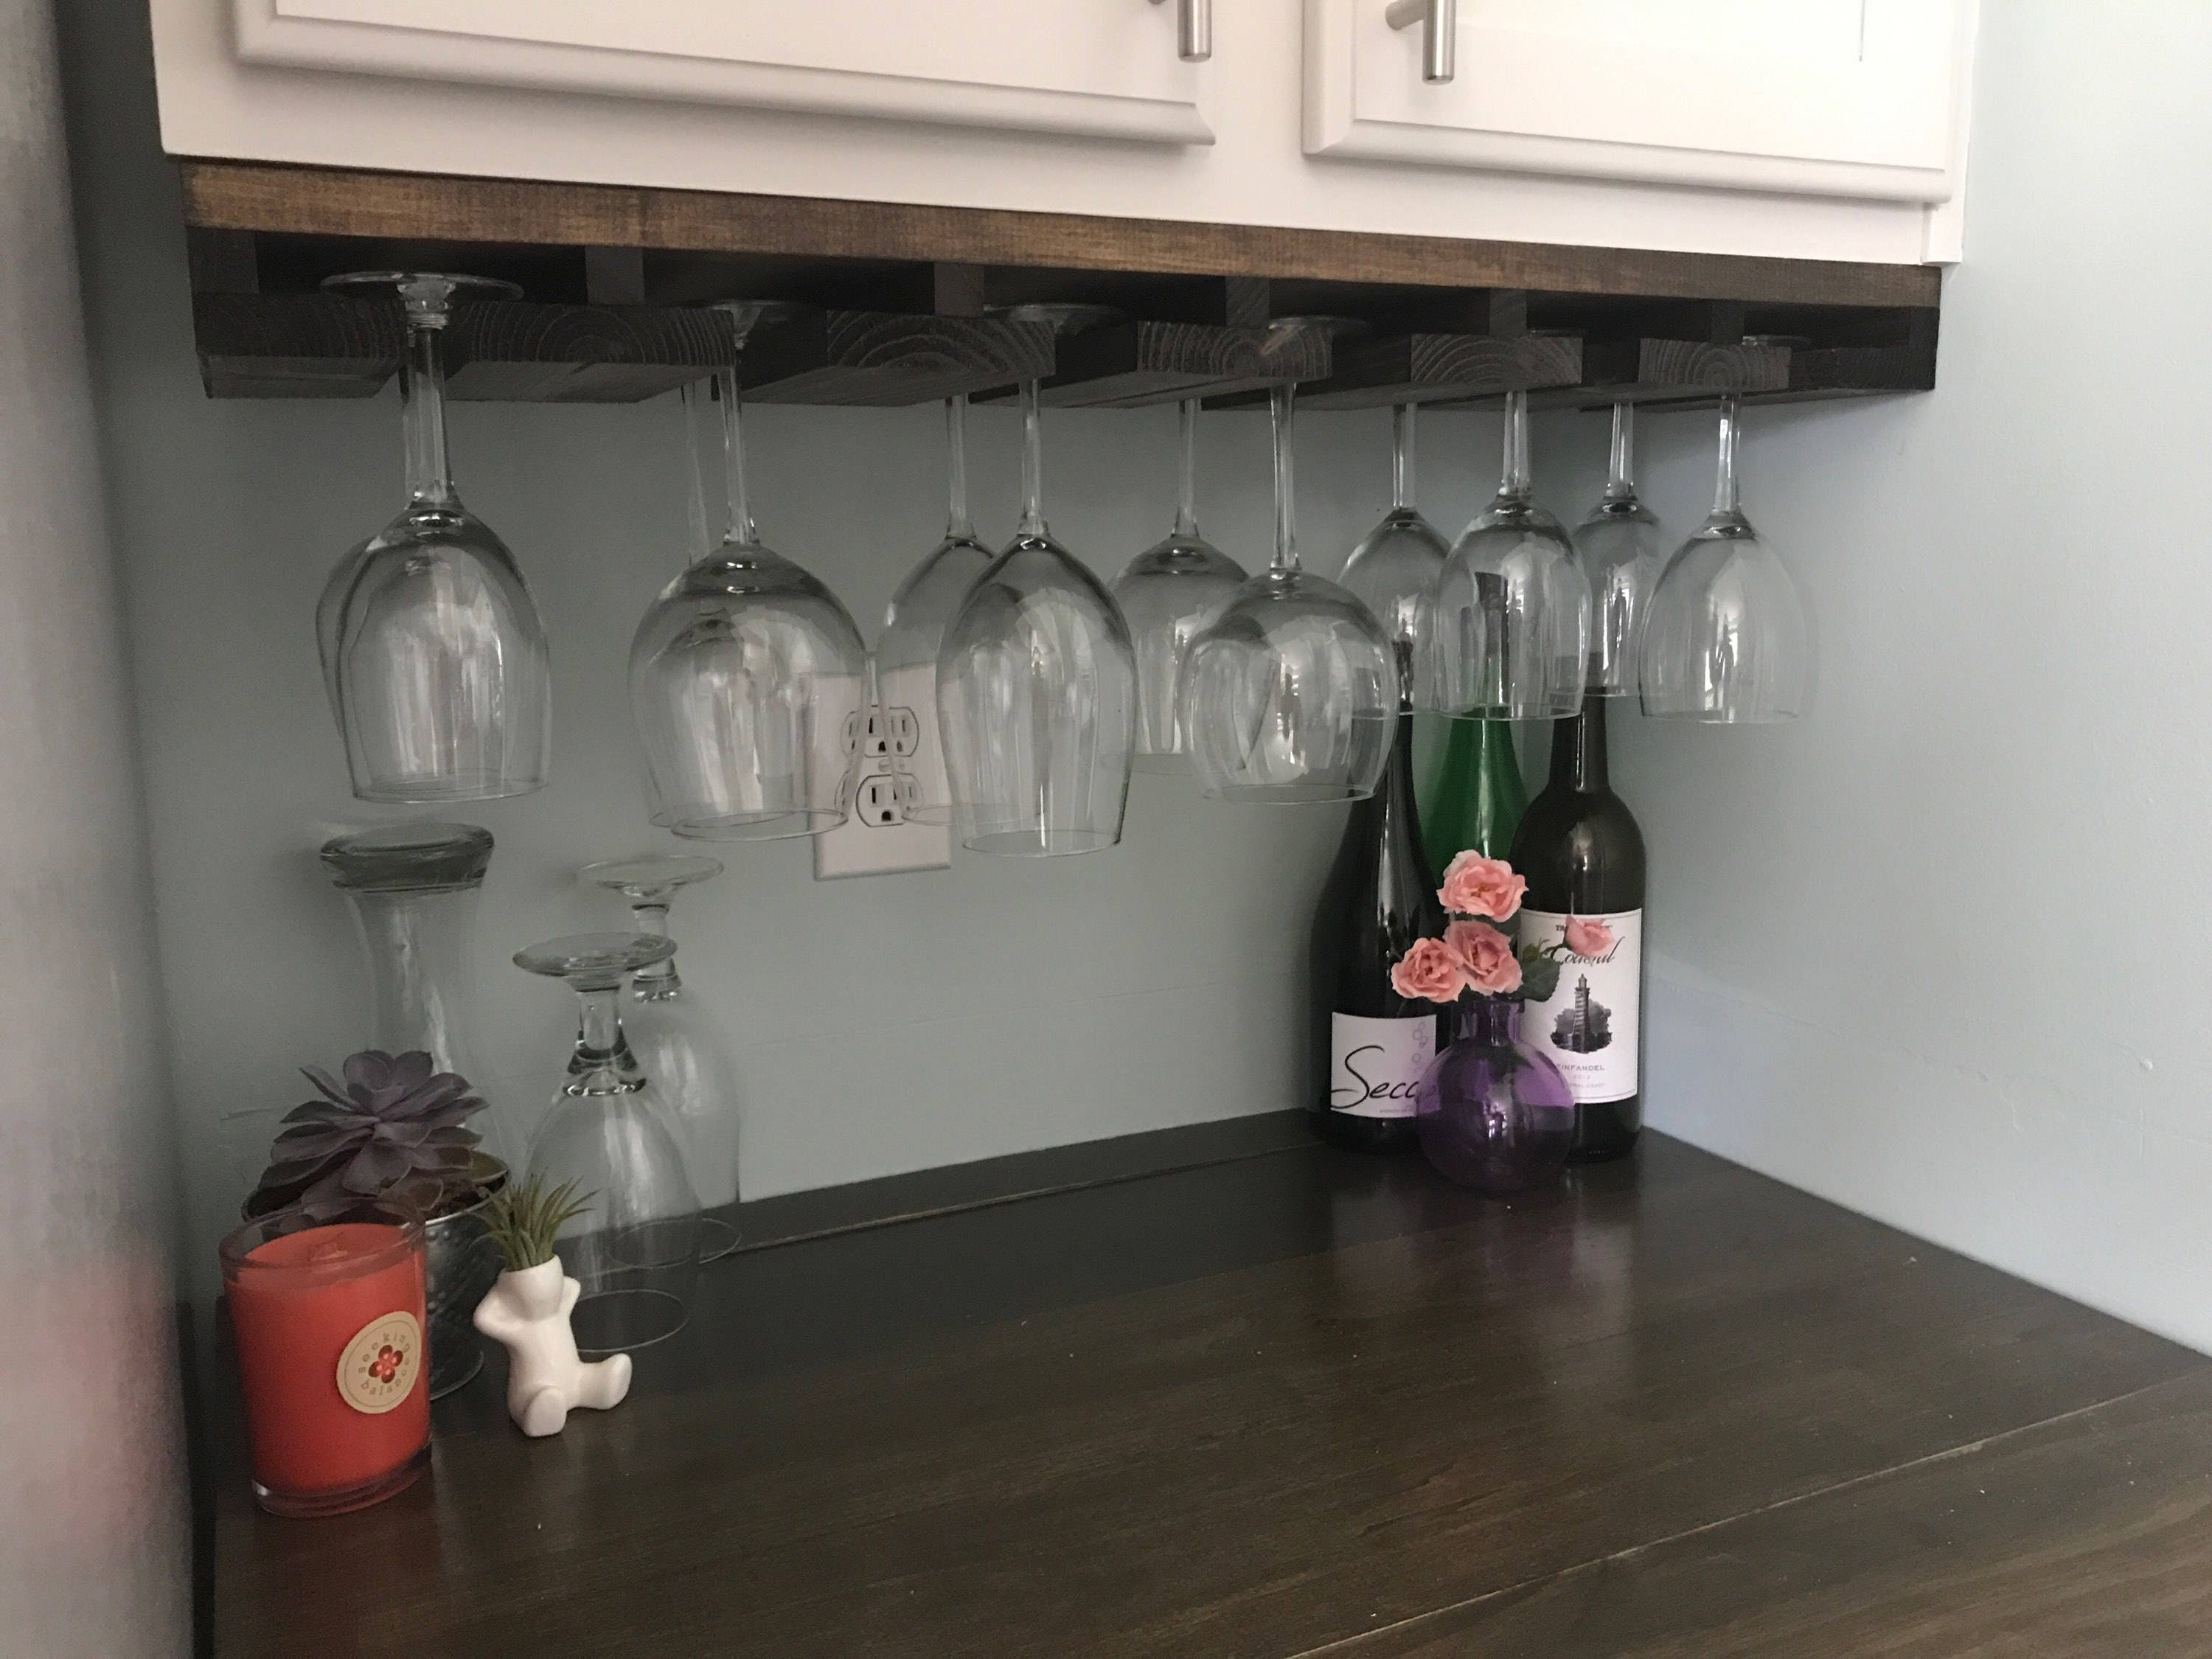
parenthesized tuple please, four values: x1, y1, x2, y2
(1391, 403, 1416, 512)
(1270, 381, 1299, 573)
(1018, 379, 1047, 538)
(1174, 397, 1200, 538)
(400, 313, 458, 509)
(629, 900, 681, 998)
(1712, 394, 1742, 516)
(568, 984, 641, 1091)
(1500, 389, 1532, 498)
(681, 380, 712, 560)
(1606, 400, 1635, 500)
(720, 366, 758, 547)
(945, 394, 975, 540)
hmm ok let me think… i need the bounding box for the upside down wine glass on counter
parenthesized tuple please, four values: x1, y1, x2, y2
(317, 272, 551, 804)
(937, 305, 1138, 855)
(630, 302, 869, 841)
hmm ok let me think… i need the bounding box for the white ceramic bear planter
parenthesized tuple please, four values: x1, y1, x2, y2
(472, 1258, 632, 1436)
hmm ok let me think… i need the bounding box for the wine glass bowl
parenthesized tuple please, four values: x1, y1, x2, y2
(1113, 398, 1246, 771)
(1181, 378, 1399, 805)
(317, 271, 550, 803)
(1180, 566, 1397, 802)
(1639, 394, 1813, 723)
(631, 303, 869, 840)
(1425, 391, 1589, 721)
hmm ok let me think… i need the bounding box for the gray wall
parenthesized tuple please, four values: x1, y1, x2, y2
(1617, 1, 2212, 1352)
(3, 1, 190, 1654)
(61, 0, 1598, 1289)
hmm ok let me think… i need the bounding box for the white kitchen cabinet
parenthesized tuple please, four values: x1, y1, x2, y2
(220, 0, 1211, 143)
(151, 0, 1978, 268)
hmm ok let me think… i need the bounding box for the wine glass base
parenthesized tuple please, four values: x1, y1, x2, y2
(961, 828, 1121, 858)
(571, 1288, 689, 1357)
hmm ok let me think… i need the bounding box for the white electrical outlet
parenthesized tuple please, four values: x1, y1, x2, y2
(813, 662, 952, 880)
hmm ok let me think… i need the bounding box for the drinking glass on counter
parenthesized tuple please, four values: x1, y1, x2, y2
(1639, 393, 1813, 723)
(1180, 370, 1398, 803)
(316, 272, 550, 804)
(583, 855, 742, 1264)
(221, 1201, 431, 1517)
(630, 302, 869, 840)
(1112, 397, 1246, 771)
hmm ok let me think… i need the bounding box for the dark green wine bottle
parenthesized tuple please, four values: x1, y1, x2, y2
(1423, 717, 1526, 867)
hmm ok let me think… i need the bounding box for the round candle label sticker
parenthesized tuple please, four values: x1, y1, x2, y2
(336, 1312, 422, 1414)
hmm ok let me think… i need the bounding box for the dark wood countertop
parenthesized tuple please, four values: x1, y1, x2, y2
(208, 1127, 2212, 1657)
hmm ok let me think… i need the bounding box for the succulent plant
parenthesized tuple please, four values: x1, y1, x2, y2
(481, 1172, 594, 1273)
(248, 1049, 490, 1224)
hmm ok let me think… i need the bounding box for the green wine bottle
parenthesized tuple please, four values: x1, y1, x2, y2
(1423, 716, 1526, 866)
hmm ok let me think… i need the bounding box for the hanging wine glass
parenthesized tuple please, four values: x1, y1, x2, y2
(1180, 372, 1398, 803)
(1576, 400, 1666, 696)
(1640, 394, 1813, 722)
(1112, 397, 1248, 771)
(582, 855, 742, 1265)
(1423, 389, 1589, 720)
(317, 273, 550, 803)
(1340, 400, 1453, 709)
(515, 933, 700, 1355)
(937, 305, 1138, 855)
(630, 302, 869, 839)
(874, 395, 995, 825)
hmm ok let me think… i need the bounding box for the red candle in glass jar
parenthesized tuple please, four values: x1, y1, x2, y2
(221, 1211, 431, 1517)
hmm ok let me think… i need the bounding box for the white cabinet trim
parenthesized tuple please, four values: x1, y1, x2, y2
(1305, 0, 1969, 205)
(232, 0, 1214, 146)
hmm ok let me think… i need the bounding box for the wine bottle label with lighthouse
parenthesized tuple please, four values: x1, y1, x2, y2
(1328, 1013, 1436, 1119)
(1517, 909, 1642, 1104)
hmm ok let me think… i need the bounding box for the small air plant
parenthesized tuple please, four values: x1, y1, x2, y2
(481, 1173, 594, 1274)
(248, 1048, 491, 1224)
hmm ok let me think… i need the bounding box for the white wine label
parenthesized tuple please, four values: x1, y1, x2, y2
(335, 1311, 422, 1415)
(1518, 909, 1642, 1105)
(1329, 1012, 1436, 1119)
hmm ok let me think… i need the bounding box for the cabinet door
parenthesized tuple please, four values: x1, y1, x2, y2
(229, 0, 1211, 145)
(1306, 0, 1972, 204)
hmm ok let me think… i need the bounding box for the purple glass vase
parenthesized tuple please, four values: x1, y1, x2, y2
(1413, 995, 1576, 1194)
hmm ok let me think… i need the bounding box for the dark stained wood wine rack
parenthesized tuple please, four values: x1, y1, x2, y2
(178, 159, 1941, 411)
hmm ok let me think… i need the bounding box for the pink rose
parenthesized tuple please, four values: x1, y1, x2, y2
(1439, 852, 1526, 922)
(1563, 917, 1616, 959)
(1391, 936, 1469, 1006)
(1445, 919, 1523, 996)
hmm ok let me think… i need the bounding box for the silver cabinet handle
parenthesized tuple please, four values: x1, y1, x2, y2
(1384, 0, 1456, 83)
(1149, 0, 1211, 63)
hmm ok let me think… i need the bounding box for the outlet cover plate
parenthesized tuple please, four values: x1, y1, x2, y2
(813, 665, 953, 880)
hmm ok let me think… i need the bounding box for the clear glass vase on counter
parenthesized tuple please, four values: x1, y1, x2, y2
(1413, 995, 1575, 1194)
(316, 821, 512, 1396)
